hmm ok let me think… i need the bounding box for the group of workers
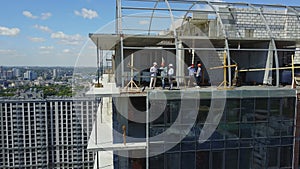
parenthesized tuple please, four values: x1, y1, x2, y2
(149, 62, 174, 90)
(148, 61, 202, 90)
(187, 63, 202, 87)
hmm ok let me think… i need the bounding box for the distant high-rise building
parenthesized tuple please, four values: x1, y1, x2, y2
(0, 97, 100, 169)
(24, 70, 37, 81)
(12, 68, 20, 77)
(53, 69, 60, 79)
(6, 70, 13, 79)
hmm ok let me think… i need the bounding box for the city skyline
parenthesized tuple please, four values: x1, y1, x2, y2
(0, 0, 299, 67)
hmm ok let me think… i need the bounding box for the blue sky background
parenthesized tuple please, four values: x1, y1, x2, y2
(0, 0, 299, 67)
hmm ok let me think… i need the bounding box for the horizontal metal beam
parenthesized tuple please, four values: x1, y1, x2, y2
(122, 6, 300, 17)
(124, 0, 300, 9)
(123, 46, 299, 52)
(122, 28, 165, 32)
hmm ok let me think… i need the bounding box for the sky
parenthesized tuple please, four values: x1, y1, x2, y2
(0, 0, 299, 67)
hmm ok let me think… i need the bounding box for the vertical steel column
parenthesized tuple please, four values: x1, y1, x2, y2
(120, 35, 125, 88)
(116, 0, 122, 34)
(97, 38, 100, 86)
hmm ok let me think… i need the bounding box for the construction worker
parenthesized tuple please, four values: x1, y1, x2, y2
(168, 63, 174, 90)
(187, 64, 196, 87)
(195, 63, 202, 87)
(159, 62, 168, 89)
(149, 62, 158, 89)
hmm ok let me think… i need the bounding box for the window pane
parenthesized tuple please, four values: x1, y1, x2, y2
(226, 99, 240, 122)
(280, 146, 292, 167)
(225, 149, 238, 169)
(166, 153, 180, 169)
(267, 147, 278, 168)
(241, 99, 254, 122)
(150, 154, 164, 169)
(181, 152, 195, 169)
(212, 151, 223, 169)
(255, 98, 268, 122)
(197, 100, 210, 124)
(269, 98, 281, 116)
(240, 123, 252, 138)
(239, 148, 251, 169)
(196, 151, 209, 169)
(282, 98, 295, 119)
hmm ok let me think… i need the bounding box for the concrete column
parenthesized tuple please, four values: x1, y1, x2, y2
(293, 43, 300, 64)
(263, 42, 274, 85)
(176, 40, 185, 88)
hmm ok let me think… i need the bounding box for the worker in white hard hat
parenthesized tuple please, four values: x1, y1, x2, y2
(168, 63, 174, 90)
(159, 62, 167, 89)
(149, 62, 158, 89)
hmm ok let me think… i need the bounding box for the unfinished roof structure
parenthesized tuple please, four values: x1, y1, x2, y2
(90, 0, 300, 89)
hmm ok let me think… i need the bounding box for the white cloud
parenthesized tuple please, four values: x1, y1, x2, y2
(139, 20, 149, 25)
(63, 49, 70, 53)
(22, 10, 52, 20)
(74, 8, 98, 19)
(194, 0, 225, 11)
(41, 12, 52, 20)
(40, 46, 54, 50)
(28, 37, 45, 42)
(39, 46, 53, 54)
(0, 49, 17, 55)
(51, 31, 84, 45)
(22, 11, 38, 19)
(0, 26, 20, 36)
(34, 24, 52, 33)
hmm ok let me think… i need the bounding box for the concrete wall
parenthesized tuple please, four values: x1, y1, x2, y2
(212, 8, 300, 39)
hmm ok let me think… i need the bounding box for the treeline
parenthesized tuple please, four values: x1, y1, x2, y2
(0, 84, 73, 98)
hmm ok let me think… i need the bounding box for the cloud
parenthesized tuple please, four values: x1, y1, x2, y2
(23, 10, 52, 20)
(28, 37, 45, 42)
(34, 24, 52, 33)
(74, 8, 98, 19)
(40, 46, 54, 50)
(39, 46, 54, 54)
(41, 12, 52, 20)
(22, 11, 38, 19)
(0, 26, 20, 36)
(0, 49, 17, 55)
(139, 20, 149, 25)
(51, 31, 84, 45)
(194, 0, 225, 11)
(63, 49, 70, 53)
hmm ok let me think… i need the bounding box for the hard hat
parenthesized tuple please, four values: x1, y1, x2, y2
(153, 62, 157, 66)
(169, 63, 173, 67)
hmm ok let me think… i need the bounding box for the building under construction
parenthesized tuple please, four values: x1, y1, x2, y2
(86, 1, 300, 169)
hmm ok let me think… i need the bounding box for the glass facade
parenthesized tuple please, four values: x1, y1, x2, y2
(113, 90, 297, 169)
